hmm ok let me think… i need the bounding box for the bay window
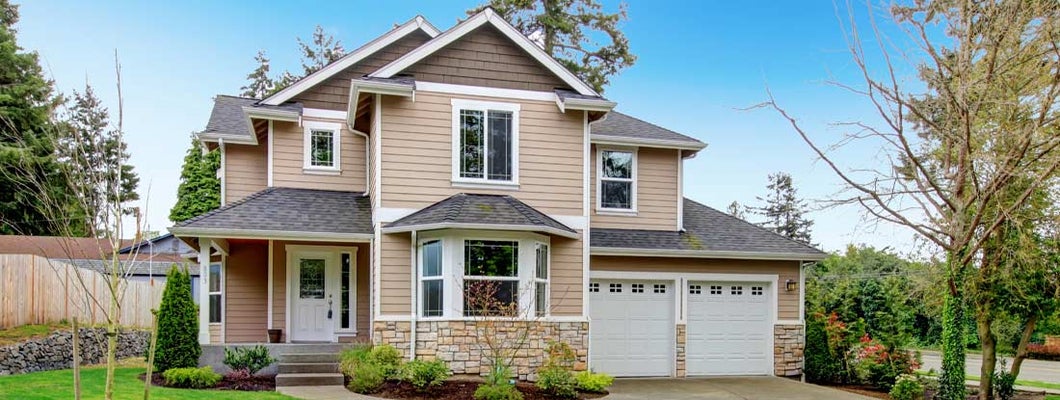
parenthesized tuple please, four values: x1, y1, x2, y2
(598, 148, 636, 211)
(452, 99, 519, 186)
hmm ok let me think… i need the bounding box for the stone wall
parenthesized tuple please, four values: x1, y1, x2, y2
(675, 324, 686, 378)
(774, 324, 804, 377)
(374, 320, 588, 380)
(0, 328, 150, 376)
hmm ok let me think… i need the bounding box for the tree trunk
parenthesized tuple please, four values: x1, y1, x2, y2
(144, 312, 158, 400)
(104, 271, 120, 400)
(1011, 315, 1038, 379)
(978, 314, 997, 400)
(939, 273, 968, 400)
(73, 317, 81, 400)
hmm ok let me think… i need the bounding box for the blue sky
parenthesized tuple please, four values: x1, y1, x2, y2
(17, 1, 920, 254)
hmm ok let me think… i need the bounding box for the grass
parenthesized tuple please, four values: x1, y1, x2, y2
(0, 322, 70, 346)
(0, 365, 294, 400)
(1046, 396, 1060, 400)
(916, 370, 1060, 391)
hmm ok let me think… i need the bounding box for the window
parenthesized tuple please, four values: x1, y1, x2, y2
(710, 285, 722, 295)
(463, 240, 519, 316)
(731, 286, 743, 295)
(689, 284, 702, 295)
(589, 282, 600, 293)
(598, 149, 635, 210)
(653, 284, 666, 294)
(751, 286, 764, 296)
(609, 283, 622, 293)
(421, 240, 443, 317)
(534, 244, 549, 317)
(631, 283, 644, 293)
(303, 121, 341, 171)
(452, 99, 519, 185)
(340, 253, 352, 329)
(208, 262, 223, 323)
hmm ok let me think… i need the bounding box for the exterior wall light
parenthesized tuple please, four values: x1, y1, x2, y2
(785, 279, 797, 292)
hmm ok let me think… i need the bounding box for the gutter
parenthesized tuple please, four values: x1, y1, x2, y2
(168, 227, 374, 242)
(382, 223, 580, 240)
(590, 246, 828, 261)
(590, 134, 707, 151)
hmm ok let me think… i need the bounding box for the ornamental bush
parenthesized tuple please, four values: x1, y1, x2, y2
(574, 370, 614, 393)
(402, 359, 450, 392)
(474, 383, 524, 400)
(154, 266, 200, 372)
(162, 366, 221, 389)
(369, 344, 404, 379)
(888, 374, 924, 400)
(223, 345, 276, 375)
(347, 362, 385, 394)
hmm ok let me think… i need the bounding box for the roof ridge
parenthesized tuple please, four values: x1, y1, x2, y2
(683, 197, 823, 254)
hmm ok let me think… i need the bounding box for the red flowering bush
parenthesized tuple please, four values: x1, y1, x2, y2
(852, 333, 921, 390)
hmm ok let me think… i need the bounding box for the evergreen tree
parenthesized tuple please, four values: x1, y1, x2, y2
(470, 0, 636, 93)
(239, 50, 274, 99)
(154, 265, 200, 372)
(296, 25, 344, 77)
(727, 201, 746, 220)
(0, 0, 78, 236)
(169, 136, 220, 223)
(750, 172, 813, 244)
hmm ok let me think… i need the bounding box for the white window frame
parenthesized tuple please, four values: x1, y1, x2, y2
(450, 99, 520, 188)
(596, 146, 638, 214)
(533, 243, 550, 317)
(303, 120, 342, 173)
(208, 260, 224, 325)
(418, 239, 445, 318)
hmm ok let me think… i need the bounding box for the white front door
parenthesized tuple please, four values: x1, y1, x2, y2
(685, 281, 772, 375)
(589, 279, 674, 377)
(291, 251, 335, 342)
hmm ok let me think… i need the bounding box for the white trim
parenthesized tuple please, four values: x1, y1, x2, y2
(218, 139, 226, 205)
(285, 244, 359, 342)
(168, 227, 373, 242)
(450, 99, 520, 186)
(303, 108, 348, 120)
(267, 121, 274, 187)
(262, 16, 439, 106)
(677, 151, 684, 230)
(379, 207, 584, 230)
(283, 245, 291, 343)
(417, 81, 556, 102)
(590, 247, 828, 261)
(302, 120, 342, 172)
(775, 320, 804, 326)
(370, 8, 599, 96)
(372, 94, 383, 322)
(590, 134, 707, 151)
(549, 215, 586, 230)
(197, 132, 257, 145)
(596, 146, 637, 213)
(373, 94, 382, 213)
(337, 250, 359, 334)
(197, 239, 211, 344)
(799, 261, 809, 323)
(383, 223, 579, 240)
(450, 180, 520, 191)
(374, 315, 589, 323)
(558, 97, 617, 113)
(409, 231, 418, 360)
(591, 270, 778, 284)
(267, 240, 274, 329)
(581, 111, 591, 319)
(242, 106, 300, 122)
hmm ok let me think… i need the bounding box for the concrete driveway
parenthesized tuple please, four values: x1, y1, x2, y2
(607, 377, 875, 399)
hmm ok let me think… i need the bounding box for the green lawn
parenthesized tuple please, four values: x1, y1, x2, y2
(1046, 396, 1060, 400)
(0, 323, 69, 346)
(917, 370, 1060, 391)
(0, 366, 295, 400)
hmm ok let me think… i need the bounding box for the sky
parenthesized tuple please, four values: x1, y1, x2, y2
(17, 1, 927, 255)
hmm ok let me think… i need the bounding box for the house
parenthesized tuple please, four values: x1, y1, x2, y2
(169, 8, 825, 379)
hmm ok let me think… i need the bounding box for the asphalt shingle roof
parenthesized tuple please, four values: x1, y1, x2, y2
(58, 258, 199, 277)
(174, 187, 372, 235)
(591, 198, 826, 258)
(386, 193, 576, 236)
(590, 112, 704, 147)
(203, 95, 302, 138)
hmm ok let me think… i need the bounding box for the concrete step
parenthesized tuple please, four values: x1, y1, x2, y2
(280, 343, 350, 354)
(276, 372, 344, 387)
(281, 353, 340, 364)
(278, 362, 340, 374)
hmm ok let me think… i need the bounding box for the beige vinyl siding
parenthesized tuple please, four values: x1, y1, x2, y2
(401, 25, 570, 92)
(590, 146, 679, 231)
(292, 32, 432, 111)
(379, 92, 584, 216)
(270, 240, 371, 341)
(224, 241, 268, 343)
(549, 236, 584, 316)
(271, 119, 367, 192)
(224, 143, 267, 204)
(590, 256, 801, 321)
(209, 325, 221, 343)
(379, 233, 412, 315)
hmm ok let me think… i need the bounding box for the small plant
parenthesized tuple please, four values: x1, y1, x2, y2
(888, 374, 924, 400)
(402, 359, 450, 392)
(223, 368, 256, 391)
(544, 341, 576, 369)
(993, 359, 1016, 400)
(574, 370, 614, 393)
(162, 366, 222, 389)
(536, 366, 577, 398)
(339, 344, 373, 377)
(474, 383, 524, 400)
(223, 345, 276, 375)
(369, 344, 404, 379)
(347, 361, 385, 394)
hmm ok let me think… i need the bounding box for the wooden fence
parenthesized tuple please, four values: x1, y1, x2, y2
(0, 254, 165, 329)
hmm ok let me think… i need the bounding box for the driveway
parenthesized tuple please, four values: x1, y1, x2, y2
(608, 377, 874, 399)
(920, 351, 1060, 384)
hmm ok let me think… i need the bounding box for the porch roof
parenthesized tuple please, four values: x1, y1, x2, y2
(383, 193, 579, 239)
(170, 187, 373, 241)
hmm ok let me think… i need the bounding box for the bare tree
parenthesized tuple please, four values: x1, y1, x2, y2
(759, 1, 1060, 399)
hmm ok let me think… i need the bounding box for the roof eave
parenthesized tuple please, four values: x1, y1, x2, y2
(242, 106, 300, 122)
(590, 134, 707, 151)
(382, 223, 580, 239)
(346, 80, 415, 126)
(558, 98, 617, 113)
(196, 131, 257, 145)
(590, 246, 828, 261)
(168, 227, 373, 243)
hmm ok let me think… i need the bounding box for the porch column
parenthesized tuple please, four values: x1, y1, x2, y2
(198, 238, 212, 344)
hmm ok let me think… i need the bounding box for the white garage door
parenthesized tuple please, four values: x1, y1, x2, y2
(589, 279, 674, 377)
(686, 282, 771, 375)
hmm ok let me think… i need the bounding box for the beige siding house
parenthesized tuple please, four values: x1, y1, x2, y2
(170, 8, 824, 381)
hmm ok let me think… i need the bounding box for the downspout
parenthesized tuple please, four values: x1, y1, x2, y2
(409, 230, 418, 360)
(799, 260, 813, 382)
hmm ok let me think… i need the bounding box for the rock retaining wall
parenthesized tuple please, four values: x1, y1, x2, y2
(0, 328, 150, 375)
(774, 324, 805, 377)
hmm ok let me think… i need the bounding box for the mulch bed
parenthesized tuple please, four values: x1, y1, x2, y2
(370, 380, 607, 400)
(832, 384, 1048, 400)
(140, 372, 277, 391)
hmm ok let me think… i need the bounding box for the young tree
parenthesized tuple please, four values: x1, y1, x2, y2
(296, 25, 345, 77)
(469, 0, 636, 93)
(750, 172, 813, 244)
(239, 50, 274, 99)
(761, 1, 1060, 398)
(169, 136, 220, 223)
(727, 200, 746, 220)
(153, 265, 200, 372)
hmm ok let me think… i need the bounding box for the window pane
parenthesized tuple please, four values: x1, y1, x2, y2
(299, 259, 326, 299)
(535, 282, 547, 317)
(464, 280, 518, 316)
(464, 240, 517, 277)
(311, 130, 334, 167)
(422, 240, 442, 277)
(208, 263, 221, 292)
(341, 253, 351, 329)
(536, 245, 548, 279)
(601, 151, 632, 179)
(487, 110, 513, 181)
(460, 110, 484, 178)
(209, 294, 221, 323)
(422, 280, 443, 317)
(601, 181, 632, 209)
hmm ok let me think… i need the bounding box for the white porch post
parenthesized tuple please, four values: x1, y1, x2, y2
(198, 238, 212, 344)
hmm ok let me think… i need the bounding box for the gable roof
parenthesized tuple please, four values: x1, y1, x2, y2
(59, 258, 199, 277)
(591, 112, 706, 151)
(590, 198, 826, 260)
(0, 235, 134, 260)
(384, 193, 579, 239)
(261, 16, 440, 106)
(199, 95, 301, 144)
(369, 8, 600, 97)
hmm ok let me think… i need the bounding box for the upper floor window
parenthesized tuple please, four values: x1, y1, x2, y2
(598, 148, 636, 211)
(452, 99, 520, 186)
(303, 121, 341, 172)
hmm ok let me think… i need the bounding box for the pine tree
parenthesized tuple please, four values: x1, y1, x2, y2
(154, 265, 200, 372)
(470, 0, 636, 93)
(296, 25, 345, 77)
(240, 50, 274, 99)
(727, 201, 746, 220)
(750, 172, 813, 244)
(169, 136, 220, 223)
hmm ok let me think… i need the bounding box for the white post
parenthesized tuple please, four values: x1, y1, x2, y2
(198, 238, 212, 344)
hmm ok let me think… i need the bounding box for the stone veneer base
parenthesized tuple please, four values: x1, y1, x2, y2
(774, 324, 805, 377)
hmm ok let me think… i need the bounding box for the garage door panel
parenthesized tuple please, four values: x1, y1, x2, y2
(686, 281, 771, 376)
(589, 279, 673, 377)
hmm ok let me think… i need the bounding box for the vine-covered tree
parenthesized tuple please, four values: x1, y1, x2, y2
(240, 50, 274, 99)
(750, 172, 813, 244)
(169, 136, 220, 223)
(469, 0, 635, 93)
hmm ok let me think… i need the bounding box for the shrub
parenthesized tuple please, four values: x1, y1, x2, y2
(852, 334, 920, 390)
(223, 368, 256, 391)
(993, 360, 1016, 400)
(536, 366, 577, 399)
(347, 361, 385, 394)
(402, 359, 450, 392)
(162, 366, 222, 389)
(805, 313, 849, 384)
(889, 374, 924, 400)
(485, 364, 514, 387)
(369, 344, 404, 379)
(154, 266, 200, 372)
(574, 370, 614, 393)
(474, 383, 524, 400)
(223, 345, 276, 375)
(339, 344, 373, 377)
(544, 341, 576, 369)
